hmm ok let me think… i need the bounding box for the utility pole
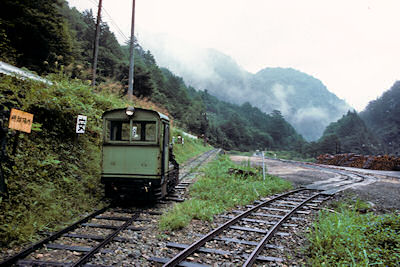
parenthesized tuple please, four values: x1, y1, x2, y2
(127, 0, 136, 98)
(91, 0, 103, 87)
(262, 151, 266, 181)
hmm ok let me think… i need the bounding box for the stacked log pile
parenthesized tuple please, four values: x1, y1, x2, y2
(317, 153, 400, 171)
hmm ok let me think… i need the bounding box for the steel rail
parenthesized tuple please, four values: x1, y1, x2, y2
(243, 192, 322, 266)
(179, 149, 219, 181)
(72, 211, 141, 267)
(162, 188, 305, 267)
(0, 206, 110, 267)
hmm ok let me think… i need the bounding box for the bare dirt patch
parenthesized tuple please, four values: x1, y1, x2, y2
(230, 156, 338, 187)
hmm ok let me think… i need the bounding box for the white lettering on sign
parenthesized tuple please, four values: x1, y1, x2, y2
(132, 126, 137, 137)
(76, 115, 87, 134)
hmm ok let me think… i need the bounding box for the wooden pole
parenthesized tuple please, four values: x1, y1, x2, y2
(91, 0, 103, 87)
(127, 0, 136, 98)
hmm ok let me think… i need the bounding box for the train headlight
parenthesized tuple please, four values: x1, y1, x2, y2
(125, 106, 135, 116)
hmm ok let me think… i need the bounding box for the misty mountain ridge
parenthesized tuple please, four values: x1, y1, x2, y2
(139, 32, 351, 141)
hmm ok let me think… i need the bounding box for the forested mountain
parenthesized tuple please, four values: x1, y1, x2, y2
(194, 89, 304, 151)
(360, 81, 400, 154)
(0, 0, 305, 152)
(139, 33, 351, 141)
(306, 111, 380, 156)
(0, 0, 73, 73)
(251, 68, 350, 141)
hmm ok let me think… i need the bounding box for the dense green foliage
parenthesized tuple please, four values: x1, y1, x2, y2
(361, 81, 400, 155)
(0, 75, 128, 246)
(197, 90, 305, 151)
(307, 199, 400, 266)
(305, 111, 380, 156)
(159, 155, 292, 230)
(0, 0, 73, 73)
(171, 128, 212, 164)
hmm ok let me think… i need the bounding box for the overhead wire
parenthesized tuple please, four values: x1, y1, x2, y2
(86, 0, 130, 43)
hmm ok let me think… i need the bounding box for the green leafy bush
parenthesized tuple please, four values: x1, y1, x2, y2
(0, 75, 127, 246)
(307, 200, 400, 266)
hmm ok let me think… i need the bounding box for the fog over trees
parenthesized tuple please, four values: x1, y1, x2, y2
(138, 33, 351, 141)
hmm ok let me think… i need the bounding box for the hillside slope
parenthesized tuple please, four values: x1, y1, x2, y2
(315, 111, 380, 155)
(139, 33, 351, 141)
(360, 81, 400, 154)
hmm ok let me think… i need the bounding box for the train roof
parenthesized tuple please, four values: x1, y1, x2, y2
(102, 107, 169, 121)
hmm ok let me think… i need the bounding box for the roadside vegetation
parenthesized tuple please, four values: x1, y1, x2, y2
(306, 198, 400, 266)
(171, 129, 213, 164)
(159, 155, 292, 231)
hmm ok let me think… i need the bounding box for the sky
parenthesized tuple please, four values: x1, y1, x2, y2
(67, 0, 400, 111)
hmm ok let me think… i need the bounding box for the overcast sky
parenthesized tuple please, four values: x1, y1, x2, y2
(68, 0, 400, 111)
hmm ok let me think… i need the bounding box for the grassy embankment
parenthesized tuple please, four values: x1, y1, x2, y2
(171, 128, 213, 164)
(0, 75, 208, 247)
(159, 155, 293, 231)
(306, 198, 400, 266)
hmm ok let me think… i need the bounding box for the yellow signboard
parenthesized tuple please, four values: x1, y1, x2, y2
(8, 108, 34, 133)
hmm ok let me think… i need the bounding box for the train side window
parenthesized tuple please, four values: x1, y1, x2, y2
(145, 122, 156, 141)
(108, 121, 130, 141)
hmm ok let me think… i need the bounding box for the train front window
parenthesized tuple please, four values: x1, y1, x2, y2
(145, 122, 156, 141)
(108, 121, 130, 141)
(106, 120, 157, 143)
(131, 122, 142, 141)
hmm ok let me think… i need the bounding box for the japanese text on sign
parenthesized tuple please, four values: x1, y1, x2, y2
(9, 108, 34, 133)
(76, 115, 87, 134)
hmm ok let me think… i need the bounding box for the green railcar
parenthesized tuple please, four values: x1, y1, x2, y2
(101, 107, 179, 200)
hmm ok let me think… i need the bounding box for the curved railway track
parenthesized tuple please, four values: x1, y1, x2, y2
(150, 188, 330, 266)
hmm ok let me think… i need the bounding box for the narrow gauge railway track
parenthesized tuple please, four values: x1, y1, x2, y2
(151, 188, 329, 266)
(272, 158, 375, 194)
(179, 149, 221, 182)
(165, 149, 221, 202)
(0, 206, 161, 267)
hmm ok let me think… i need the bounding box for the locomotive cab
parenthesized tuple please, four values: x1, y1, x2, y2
(101, 107, 179, 200)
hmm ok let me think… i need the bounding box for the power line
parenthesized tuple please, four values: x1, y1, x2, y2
(103, 8, 130, 42)
(86, 0, 130, 43)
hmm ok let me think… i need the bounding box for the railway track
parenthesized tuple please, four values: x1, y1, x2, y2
(0, 206, 162, 267)
(150, 188, 329, 266)
(282, 159, 377, 195)
(179, 149, 221, 182)
(164, 149, 221, 202)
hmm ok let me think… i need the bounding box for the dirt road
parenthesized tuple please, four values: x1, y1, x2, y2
(231, 156, 400, 211)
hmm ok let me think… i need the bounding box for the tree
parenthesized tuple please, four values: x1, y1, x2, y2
(0, 0, 73, 73)
(310, 111, 379, 155)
